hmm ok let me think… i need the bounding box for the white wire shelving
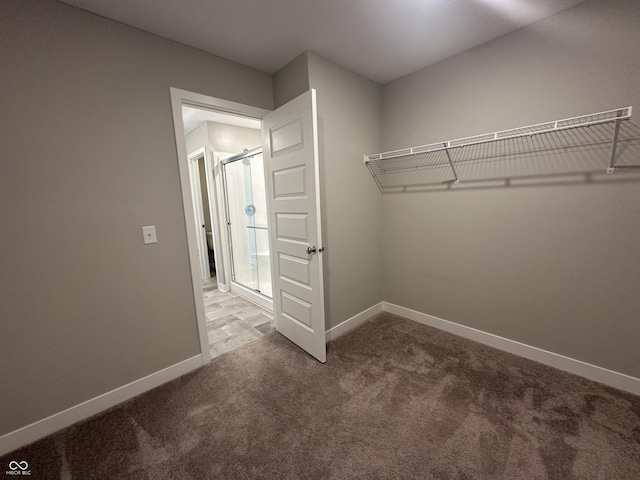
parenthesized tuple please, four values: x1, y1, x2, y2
(365, 107, 635, 193)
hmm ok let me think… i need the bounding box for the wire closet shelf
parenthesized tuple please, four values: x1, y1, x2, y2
(365, 106, 633, 193)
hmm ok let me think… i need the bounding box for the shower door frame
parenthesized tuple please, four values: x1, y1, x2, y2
(221, 148, 273, 310)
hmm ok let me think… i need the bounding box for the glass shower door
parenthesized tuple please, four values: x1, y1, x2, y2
(223, 150, 272, 298)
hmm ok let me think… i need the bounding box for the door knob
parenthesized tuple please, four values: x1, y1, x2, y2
(306, 245, 317, 255)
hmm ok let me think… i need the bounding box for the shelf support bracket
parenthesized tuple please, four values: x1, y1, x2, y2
(607, 111, 623, 174)
(444, 143, 459, 184)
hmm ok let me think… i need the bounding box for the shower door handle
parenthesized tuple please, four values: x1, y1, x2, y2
(306, 245, 317, 255)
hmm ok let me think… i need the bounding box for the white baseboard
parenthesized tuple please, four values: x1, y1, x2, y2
(325, 302, 384, 342)
(383, 302, 640, 396)
(0, 354, 203, 457)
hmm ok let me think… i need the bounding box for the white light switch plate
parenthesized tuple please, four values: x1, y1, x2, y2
(142, 226, 157, 244)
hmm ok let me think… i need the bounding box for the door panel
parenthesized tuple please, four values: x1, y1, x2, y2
(273, 165, 307, 197)
(263, 89, 326, 362)
(270, 118, 304, 154)
(278, 253, 311, 287)
(275, 213, 309, 244)
(281, 292, 313, 328)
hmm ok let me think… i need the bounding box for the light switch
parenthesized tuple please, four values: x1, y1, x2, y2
(142, 226, 157, 244)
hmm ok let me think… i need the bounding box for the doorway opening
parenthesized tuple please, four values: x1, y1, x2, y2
(176, 94, 275, 361)
(171, 87, 327, 365)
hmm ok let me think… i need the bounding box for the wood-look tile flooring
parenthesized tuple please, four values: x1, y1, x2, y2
(202, 277, 275, 359)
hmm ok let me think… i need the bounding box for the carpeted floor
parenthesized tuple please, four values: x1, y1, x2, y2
(3, 312, 640, 479)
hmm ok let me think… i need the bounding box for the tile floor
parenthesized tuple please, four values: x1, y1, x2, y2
(201, 277, 275, 359)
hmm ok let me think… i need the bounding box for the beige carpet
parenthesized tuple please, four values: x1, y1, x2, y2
(3, 312, 640, 479)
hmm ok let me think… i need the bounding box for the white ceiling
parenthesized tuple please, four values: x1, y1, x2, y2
(182, 106, 261, 135)
(61, 0, 586, 84)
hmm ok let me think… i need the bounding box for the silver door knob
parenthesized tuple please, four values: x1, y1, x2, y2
(306, 245, 317, 255)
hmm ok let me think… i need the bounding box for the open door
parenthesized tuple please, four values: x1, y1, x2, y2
(188, 150, 210, 281)
(262, 89, 326, 363)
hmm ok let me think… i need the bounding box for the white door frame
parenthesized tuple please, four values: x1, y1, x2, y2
(187, 147, 211, 281)
(205, 150, 228, 290)
(187, 146, 230, 291)
(169, 87, 270, 365)
(210, 150, 237, 292)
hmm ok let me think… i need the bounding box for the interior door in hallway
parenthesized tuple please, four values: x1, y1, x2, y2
(262, 89, 326, 362)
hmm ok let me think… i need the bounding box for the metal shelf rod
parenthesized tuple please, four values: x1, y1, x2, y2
(607, 113, 623, 174)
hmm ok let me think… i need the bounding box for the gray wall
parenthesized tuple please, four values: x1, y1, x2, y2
(381, 0, 640, 377)
(273, 53, 310, 109)
(307, 53, 384, 329)
(0, 0, 272, 436)
(207, 122, 262, 154)
(185, 122, 209, 156)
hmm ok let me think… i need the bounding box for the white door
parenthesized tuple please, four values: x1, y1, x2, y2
(188, 152, 210, 281)
(262, 89, 326, 363)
